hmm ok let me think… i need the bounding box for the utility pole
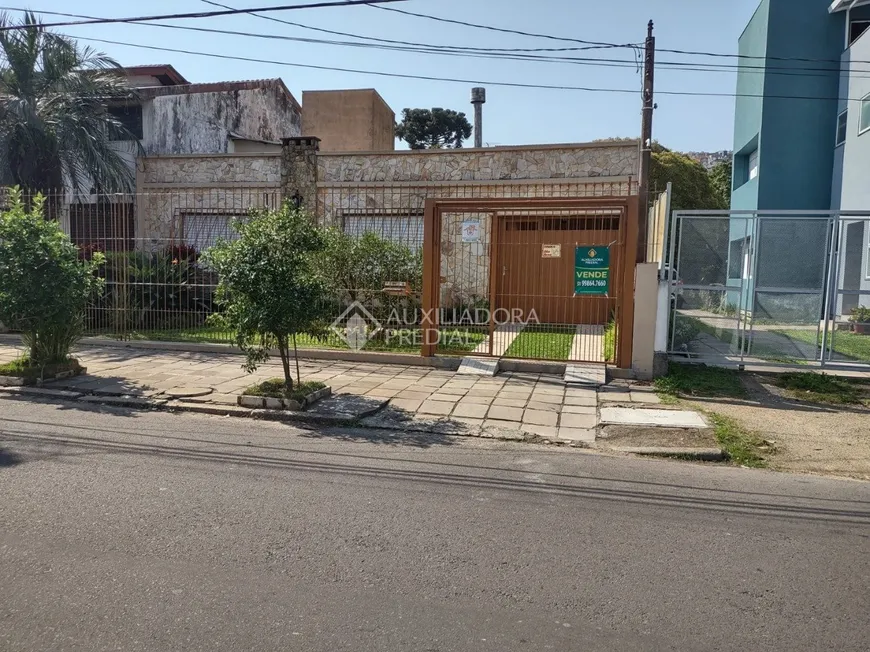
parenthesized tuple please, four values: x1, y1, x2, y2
(637, 20, 656, 263)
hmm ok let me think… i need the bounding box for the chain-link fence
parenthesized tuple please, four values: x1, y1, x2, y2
(667, 210, 870, 367)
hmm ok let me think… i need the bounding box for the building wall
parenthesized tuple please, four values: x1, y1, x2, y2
(758, 0, 844, 210)
(317, 142, 638, 301)
(302, 89, 395, 152)
(833, 27, 870, 313)
(136, 154, 282, 243)
(317, 142, 638, 183)
(731, 0, 767, 212)
(143, 87, 302, 155)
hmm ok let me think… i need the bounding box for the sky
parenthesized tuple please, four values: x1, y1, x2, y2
(4, 0, 762, 151)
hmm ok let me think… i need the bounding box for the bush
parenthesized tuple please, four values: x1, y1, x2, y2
(849, 306, 870, 324)
(0, 189, 104, 364)
(202, 203, 331, 393)
(320, 229, 423, 317)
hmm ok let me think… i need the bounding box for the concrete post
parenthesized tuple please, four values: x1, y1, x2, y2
(471, 87, 485, 148)
(280, 136, 320, 213)
(632, 263, 659, 380)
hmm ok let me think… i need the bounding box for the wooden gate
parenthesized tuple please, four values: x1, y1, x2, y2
(421, 197, 638, 367)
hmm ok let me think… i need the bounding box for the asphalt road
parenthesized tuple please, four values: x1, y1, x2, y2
(1, 394, 869, 652)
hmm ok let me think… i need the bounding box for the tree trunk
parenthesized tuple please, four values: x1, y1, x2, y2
(277, 335, 293, 394)
(292, 333, 302, 386)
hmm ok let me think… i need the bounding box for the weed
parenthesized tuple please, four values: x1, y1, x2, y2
(654, 363, 747, 399)
(708, 412, 770, 468)
(774, 372, 867, 406)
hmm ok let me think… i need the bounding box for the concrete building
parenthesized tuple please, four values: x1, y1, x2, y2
(728, 0, 870, 316)
(301, 89, 395, 152)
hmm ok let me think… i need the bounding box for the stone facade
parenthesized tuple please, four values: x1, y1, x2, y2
(137, 154, 281, 243)
(318, 142, 638, 183)
(135, 141, 638, 289)
(280, 137, 320, 211)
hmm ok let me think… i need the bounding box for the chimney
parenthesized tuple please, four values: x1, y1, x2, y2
(471, 87, 486, 148)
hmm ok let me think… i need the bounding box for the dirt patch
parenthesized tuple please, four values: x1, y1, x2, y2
(684, 375, 870, 482)
(598, 425, 718, 449)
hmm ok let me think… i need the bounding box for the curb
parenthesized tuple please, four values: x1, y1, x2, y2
(607, 446, 727, 461)
(0, 385, 593, 448)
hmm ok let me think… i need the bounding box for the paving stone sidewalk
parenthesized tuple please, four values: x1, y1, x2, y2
(0, 342, 662, 446)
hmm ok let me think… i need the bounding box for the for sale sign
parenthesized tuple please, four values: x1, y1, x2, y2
(574, 246, 610, 295)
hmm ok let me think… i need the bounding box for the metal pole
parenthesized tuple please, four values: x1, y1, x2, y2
(820, 216, 838, 366)
(636, 19, 656, 264)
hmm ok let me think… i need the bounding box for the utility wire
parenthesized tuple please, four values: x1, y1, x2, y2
(9, 5, 870, 79)
(0, 0, 406, 31)
(371, 4, 635, 50)
(71, 35, 870, 102)
(198, 0, 628, 53)
(372, 4, 870, 67)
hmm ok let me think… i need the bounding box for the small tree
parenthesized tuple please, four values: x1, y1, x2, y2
(202, 203, 330, 395)
(709, 160, 733, 210)
(0, 188, 104, 365)
(395, 107, 473, 149)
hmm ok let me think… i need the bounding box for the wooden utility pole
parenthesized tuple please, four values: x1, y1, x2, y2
(637, 20, 656, 263)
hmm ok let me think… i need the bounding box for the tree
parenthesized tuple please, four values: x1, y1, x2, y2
(0, 188, 104, 365)
(395, 107, 473, 149)
(202, 203, 331, 395)
(709, 160, 733, 210)
(650, 150, 722, 211)
(0, 12, 140, 194)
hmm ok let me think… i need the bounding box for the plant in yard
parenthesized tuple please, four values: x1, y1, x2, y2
(202, 203, 331, 396)
(321, 229, 422, 305)
(0, 12, 141, 194)
(0, 189, 104, 366)
(848, 306, 870, 334)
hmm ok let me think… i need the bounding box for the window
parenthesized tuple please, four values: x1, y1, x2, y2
(867, 224, 870, 280)
(748, 149, 759, 181)
(836, 110, 849, 146)
(341, 211, 424, 250)
(850, 20, 870, 46)
(108, 104, 143, 140)
(69, 202, 135, 252)
(181, 213, 239, 252)
(860, 93, 870, 136)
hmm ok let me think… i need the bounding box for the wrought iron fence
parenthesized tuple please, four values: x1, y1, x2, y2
(4, 179, 637, 361)
(667, 209, 870, 367)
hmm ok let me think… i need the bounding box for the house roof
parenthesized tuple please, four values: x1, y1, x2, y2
(136, 78, 301, 112)
(829, 0, 870, 12)
(120, 64, 189, 86)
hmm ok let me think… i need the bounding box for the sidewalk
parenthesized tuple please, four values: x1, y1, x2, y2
(0, 341, 668, 447)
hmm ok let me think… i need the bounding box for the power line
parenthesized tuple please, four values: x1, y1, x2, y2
(372, 4, 636, 50)
(198, 0, 628, 53)
(9, 5, 870, 80)
(71, 35, 870, 102)
(0, 0, 406, 32)
(372, 4, 870, 67)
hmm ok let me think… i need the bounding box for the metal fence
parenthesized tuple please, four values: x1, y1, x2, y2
(5, 180, 637, 361)
(667, 209, 870, 368)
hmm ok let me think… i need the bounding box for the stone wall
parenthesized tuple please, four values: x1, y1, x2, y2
(140, 154, 281, 186)
(137, 154, 281, 242)
(318, 142, 638, 183)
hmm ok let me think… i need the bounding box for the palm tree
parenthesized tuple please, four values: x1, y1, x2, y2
(0, 11, 140, 195)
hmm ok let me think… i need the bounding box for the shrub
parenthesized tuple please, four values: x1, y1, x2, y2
(849, 306, 870, 324)
(0, 189, 104, 364)
(321, 229, 422, 308)
(202, 203, 331, 394)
